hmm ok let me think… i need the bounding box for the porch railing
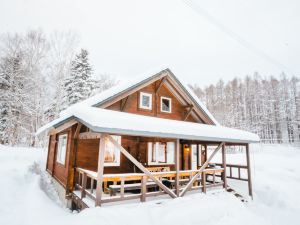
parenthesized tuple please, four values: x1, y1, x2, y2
(74, 167, 225, 205)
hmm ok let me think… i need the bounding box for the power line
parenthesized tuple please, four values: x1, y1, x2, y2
(182, 0, 293, 74)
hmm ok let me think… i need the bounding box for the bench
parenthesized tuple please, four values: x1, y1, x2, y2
(109, 181, 158, 196)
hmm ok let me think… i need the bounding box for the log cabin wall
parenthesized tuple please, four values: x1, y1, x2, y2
(76, 135, 184, 173)
(106, 81, 198, 123)
(46, 127, 75, 187)
(46, 134, 56, 174)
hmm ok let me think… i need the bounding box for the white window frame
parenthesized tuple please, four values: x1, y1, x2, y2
(147, 142, 175, 165)
(139, 92, 152, 110)
(160, 96, 172, 113)
(104, 135, 121, 167)
(56, 134, 68, 165)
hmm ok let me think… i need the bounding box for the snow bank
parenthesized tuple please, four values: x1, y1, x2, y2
(0, 144, 299, 225)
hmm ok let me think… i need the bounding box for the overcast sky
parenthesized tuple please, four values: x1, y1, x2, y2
(0, 0, 299, 86)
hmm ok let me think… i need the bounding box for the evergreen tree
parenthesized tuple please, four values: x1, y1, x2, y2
(62, 49, 93, 108)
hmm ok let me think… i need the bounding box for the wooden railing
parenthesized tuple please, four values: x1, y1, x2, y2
(214, 163, 249, 181)
(74, 167, 225, 205)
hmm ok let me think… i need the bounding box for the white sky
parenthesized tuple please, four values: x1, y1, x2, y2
(0, 0, 299, 86)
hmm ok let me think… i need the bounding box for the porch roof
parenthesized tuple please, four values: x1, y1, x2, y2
(37, 106, 259, 143)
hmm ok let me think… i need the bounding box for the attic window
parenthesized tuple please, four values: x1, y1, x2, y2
(161, 97, 172, 113)
(139, 92, 152, 110)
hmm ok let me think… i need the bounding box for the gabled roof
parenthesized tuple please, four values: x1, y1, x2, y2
(37, 106, 259, 143)
(61, 68, 220, 125)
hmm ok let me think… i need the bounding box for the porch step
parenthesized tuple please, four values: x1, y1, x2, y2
(226, 186, 248, 202)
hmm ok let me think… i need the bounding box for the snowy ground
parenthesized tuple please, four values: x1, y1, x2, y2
(0, 144, 299, 225)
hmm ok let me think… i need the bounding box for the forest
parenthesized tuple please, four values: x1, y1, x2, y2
(189, 75, 300, 144)
(1, 30, 299, 146)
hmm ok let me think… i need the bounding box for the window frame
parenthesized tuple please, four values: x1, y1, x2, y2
(104, 135, 121, 167)
(160, 96, 172, 113)
(147, 141, 175, 165)
(56, 133, 68, 165)
(139, 92, 152, 110)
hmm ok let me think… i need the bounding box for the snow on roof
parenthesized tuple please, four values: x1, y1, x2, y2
(60, 67, 220, 125)
(37, 106, 259, 143)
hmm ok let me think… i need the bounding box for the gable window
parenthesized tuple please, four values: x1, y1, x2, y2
(161, 97, 172, 113)
(139, 92, 152, 110)
(104, 135, 121, 166)
(148, 142, 175, 165)
(56, 134, 68, 165)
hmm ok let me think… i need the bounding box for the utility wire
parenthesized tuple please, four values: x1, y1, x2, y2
(182, 0, 293, 74)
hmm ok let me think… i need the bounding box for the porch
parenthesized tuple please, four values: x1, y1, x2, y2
(70, 132, 253, 209)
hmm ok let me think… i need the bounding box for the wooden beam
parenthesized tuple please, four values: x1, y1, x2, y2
(107, 134, 177, 199)
(95, 134, 105, 206)
(120, 96, 129, 111)
(79, 132, 101, 139)
(184, 106, 193, 121)
(175, 139, 180, 196)
(222, 143, 227, 190)
(73, 123, 82, 139)
(246, 144, 253, 199)
(179, 142, 224, 197)
(48, 119, 78, 135)
(155, 77, 167, 94)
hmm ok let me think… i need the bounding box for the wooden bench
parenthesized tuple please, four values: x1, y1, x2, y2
(109, 181, 158, 196)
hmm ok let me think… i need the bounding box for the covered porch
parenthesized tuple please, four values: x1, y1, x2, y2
(71, 132, 254, 208)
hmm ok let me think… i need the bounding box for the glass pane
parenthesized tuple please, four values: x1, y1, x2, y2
(162, 98, 170, 111)
(191, 144, 197, 170)
(142, 95, 150, 107)
(157, 143, 166, 163)
(167, 142, 175, 163)
(104, 136, 120, 166)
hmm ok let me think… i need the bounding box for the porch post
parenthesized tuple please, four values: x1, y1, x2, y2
(221, 143, 227, 190)
(95, 134, 106, 206)
(246, 143, 253, 199)
(175, 139, 180, 196)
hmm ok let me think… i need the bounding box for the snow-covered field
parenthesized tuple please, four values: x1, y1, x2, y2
(0, 144, 299, 225)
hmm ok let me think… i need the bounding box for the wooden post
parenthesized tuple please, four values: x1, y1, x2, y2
(95, 134, 106, 206)
(120, 177, 125, 198)
(81, 172, 87, 199)
(141, 175, 147, 202)
(175, 139, 180, 196)
(246, 144, 253, 199)
(222, 143, 227, 190)
(202, 172, 206, 193)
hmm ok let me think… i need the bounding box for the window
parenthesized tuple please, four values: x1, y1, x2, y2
(148, 142, 175, 165)
(161, 97, 172, 113)
(56, 134, 68, 165)
(104, 135, 121, 166)
(139, 92, 152, 110)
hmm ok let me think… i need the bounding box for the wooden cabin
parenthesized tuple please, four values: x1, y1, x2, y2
(37, 68, 259, 209)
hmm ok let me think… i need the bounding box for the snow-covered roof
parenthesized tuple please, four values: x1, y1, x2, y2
(37, 106, 259, 143)
(60, 67, 220, 125)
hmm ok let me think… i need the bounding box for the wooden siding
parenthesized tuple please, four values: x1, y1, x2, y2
(46, 135, 56, 174)
(106, 81, 199, 123)
(76, 136, 184, 173)
(51, 128, 74, 187)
